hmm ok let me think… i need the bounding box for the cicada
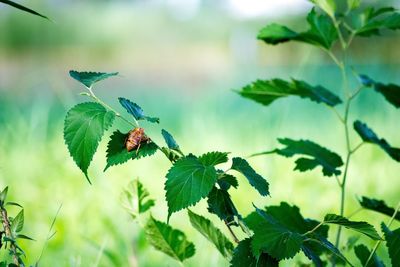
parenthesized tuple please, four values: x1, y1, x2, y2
(125, 127, 151, 153)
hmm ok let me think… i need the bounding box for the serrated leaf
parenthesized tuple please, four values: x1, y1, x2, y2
(207, 187, 239, 224)
(231, 157, 269, 196)
(104, 130, 158, 171)
(354, 121, 400, 162)
(317, 237, 354, 266)
(354, 244, 385, 267)
(359, 74, 400, 108)
(69, 70, 118, 88)
(258, 138, 343, 177)
(11, 209, 24, 234)
(188, 210, 234, 258)
(238, 78, 341, 108)
(0, 186, 8, 206)
(64, 102, 115, 182)
(161, 129, 180, 150)
(199, 152, 229, 166)
(359, 196, 400, 222)
(324, 214, 381, 240)
(144, 216, 195, 262)
(382, 223, 400, 267)
(0, 0, 48, 20)
(122, 180, 155, 219)
(217, 173, 238, 191)
(118, 97, 159, 123)
(230, 238, 279, 267)
(165, 154, 218, 218)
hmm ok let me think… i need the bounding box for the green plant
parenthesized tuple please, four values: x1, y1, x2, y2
(0, 0, 48, 20)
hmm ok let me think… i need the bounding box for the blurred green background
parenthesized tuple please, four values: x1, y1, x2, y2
(0, 0, 399, 266)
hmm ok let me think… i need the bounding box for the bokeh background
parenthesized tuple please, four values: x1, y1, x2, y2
(0, 0, 399, 266)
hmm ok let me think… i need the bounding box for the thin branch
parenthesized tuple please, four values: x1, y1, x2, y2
(225, 220, 239, 244)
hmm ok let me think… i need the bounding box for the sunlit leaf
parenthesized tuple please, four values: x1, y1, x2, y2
(0, 187, 8, 206)
(354, 244, 384, 267)
(382, 223, 400, 267)
(69, 70, 118, 88)
(309, 0, 336, 18)
(359, 74, 400, 108)
(118, 97, 159, 123)
(122, 180, 155, 219)
(230, 238, 279, 267)
(0, 0, 48, 20)
(11, 209, 24, 234)
(358, 196, 400, 222)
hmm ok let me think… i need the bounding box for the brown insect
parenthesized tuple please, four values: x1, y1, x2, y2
(125, 127, 151, 153)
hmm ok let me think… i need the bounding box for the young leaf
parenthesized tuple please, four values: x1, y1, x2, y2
(0, 186, 8, 206)
(198, 152, 229, 166)
(207, 187, 239, 224)
(230, 238, 279, 267)
(165, 154, 218, 218)
(217, 173, 238, 191)
(104, 130, 158, 171)
(238, 78, 341, 108)
(187, 210, 234, 258)
(354, 244, 384, 267)
(11, 209, 24, 234)
(359, 74, 400, 108)
(121, 180, 155, 219)
(323, 214, 381, 240)
(118, 97, 159, 123)
(354, 121, 400, 162)
(161, 129, 180, 150)
(64, 102, 115, 182)
(69, 70, 118, 88)
(359, 196, 400, 222)
(382, 223, 400, 267)
(144, 216, 195, 262)
(0, 0, 48, 20)
(355, 8, 400, 37)
(16, 234, 35, 241)
(230, 157, 269, 196)
(257, 138, 343, 177)
(309, 0, 336, 18)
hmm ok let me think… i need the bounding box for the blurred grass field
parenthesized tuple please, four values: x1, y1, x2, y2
(1, 1, 400, 266)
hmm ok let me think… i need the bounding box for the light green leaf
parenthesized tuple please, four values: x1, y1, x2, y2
(238, 78, 341, 107)
(188, 210, 234, 258)
(144, 216, 195, 262)
(104, 130, 158, 171)
(64, 102, 115, 182)
(0, 0, 48, 19)
(0, 186, 8, 206)
(310, 0, 336, 18)
(121, 180, 155, 219)
(354, 244, 384, 267)
(198, 152, 229, 166)
(231, 157, 269, 196)
(358, 196, 400, 222)
(382, 223, 400, 267)
(118, 98, 159, 123)
(230, 238, 279, 267)
(69, 70, 118, 88)
(359, 74, 400, 108)
(11, 209, 24, 234)
(324, 214, 381, 240)
(355, 8, 400, 37)
(354, 120, 400, 162)
(165, 154, 218, 218)
(207, 187, 238, 224)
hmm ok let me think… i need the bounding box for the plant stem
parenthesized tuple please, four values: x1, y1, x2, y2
(0, 207, 19, 266)
(225, 220, 239, 243)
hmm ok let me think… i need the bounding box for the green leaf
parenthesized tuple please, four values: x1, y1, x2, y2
(257, 138, 343, 177)
(69, 70, 118, 88)
(207, 187, 239, 224)
(121, 180, 155, 219)
(238, 78, 341, 108)
(230, 238, 279, 267)
(0, 186, 8, 206)
(16, 234, 35, 241)
(354, 244, 385, 267)
(11, 209, 24, 234)
(198, 152, 229, 166)
(118, 98, 159, 123)
(316, 237, 354, 266)
(217, 173, 238, 191)
(187, 210, 234, 258)
(144, 216, 195, 262)
(354, 121, 400, 162)
(257, 24, 298, 45)
(355, 8, 400, 37)
(382, 223, 400, 267)
(359, 74, 400, 108)
(64, 102, 115, 182)
(231, 157, 269, 196)
(309, 0, 336, 18)
(165, 154, 218, 218)
(359, 196, 400, 222)
(104, 130, 158, 171)
(161, 129, 180, 150)
(323, 214, 381, 240)
(0, 0, 48, 20)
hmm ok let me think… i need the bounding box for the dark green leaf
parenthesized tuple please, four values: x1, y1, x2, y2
(354, 244, 385, 267)
(144, 216, 195, 262)
(382, 223, 400, 267)
(161, 129, 180, 150)
(316, 237, 354, 266)
(64, 102, 115, 182)
(0, 0, 48, 20)
(359, 74, 400, 108)
(16, 234, 35, 241)
(257, 24, 298, 45)
(5, 202, 22, 208)
(11, 209, 24, 234)
(104, 130, 158, 171)
(207, 187, 239, 224)
(257, 138, 343, 177)
(199, 152, 229, 166)
(188, 210, 234, 258)
(165, 154, 218, 218)
(217, 173, 238, 191)
(230, 238, 279, 267)
(238, 78, 341, 107)
(231, 157, 269, 196)
(0, 187, 8, 206)
(354, 121, 400, 162)
(121, 180, 155, 219)
(118, 98, 159, 123)
(359, 196, 400, 222)
(69, 70, 118, 88)
(324, 214, 381, 240)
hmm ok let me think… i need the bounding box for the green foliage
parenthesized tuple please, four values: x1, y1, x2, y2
(207, 187, 239, 224)
(105, 130, 158, 171)
(217, 173, 238, 191)
(121, 180, 155, 219)
(323, 214, 381, 240)
(187, 210, 234, 258)
(230, 238, 278, 267)
(144, 216, 195, 262)
(10, 210, 24, 234)
(118, 97, 159, 123)
(237, 78, 341, 107)
(354, 244, 384, 267)
(353, 7, 400, 37)
(353, 120, 400, 162)
(382, 223, 400, 267)
(359, 196, 400, 222)
(199, 152, 229, 166)
(0, 187, 8, 206)
(69, 70, 118, 88)
(64, 102, 115, 182)
(359, 74, 400, 108)
(161, 129, 180, 150)
(0, 0, 48, 20)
